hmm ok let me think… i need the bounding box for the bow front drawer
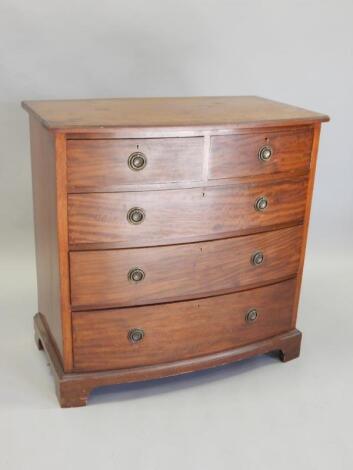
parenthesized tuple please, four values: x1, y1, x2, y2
(67, 137, 204, 191)
(23, 95, 328, 406)
(68, 176, 308, 249)
(69, 225, 302, 310)
(72, 279, 296, 371)
(210, 127, 313, 179)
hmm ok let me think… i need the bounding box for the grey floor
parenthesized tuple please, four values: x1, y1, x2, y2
(1, 236, 352, 470)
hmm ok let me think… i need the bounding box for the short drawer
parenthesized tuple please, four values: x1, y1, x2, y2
(67, 137, 204, 190)
(68, 176, 308, 248)
(72, 279, 296, 371)
(70, 225, 302, 310)
(210, 127, 313, 179)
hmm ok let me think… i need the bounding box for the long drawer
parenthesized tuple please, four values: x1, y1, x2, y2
(210, 127, 313, 180)
(67, 137, 204, 191)
(72, 279, 296, 371)
(70, 225, 303, 310)
(68, 176, 308, 248)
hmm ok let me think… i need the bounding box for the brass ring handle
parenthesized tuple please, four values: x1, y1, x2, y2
(255, 196, 268, 212)
(128, 152, 147, 171)
(127, 207, 145, 225)
(258, 145, 273, 162)
(128, 267, 145, 283)
(128, 328, 145, 343)
(251, 251, 264, 266)
(245, 309, 258, 323)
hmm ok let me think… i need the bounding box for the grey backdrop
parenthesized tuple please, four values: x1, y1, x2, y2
(1, 1, 352, 469)
(1, 0, 352, 252)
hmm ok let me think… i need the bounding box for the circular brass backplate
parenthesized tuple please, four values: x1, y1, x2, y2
(128, 152, 147, 171)
(128, 267, 145, 282)
(127, 207, 145, 225)
(258, 145, 273, 162)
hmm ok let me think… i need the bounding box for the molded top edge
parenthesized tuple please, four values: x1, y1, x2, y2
(21, 96, 329, 132)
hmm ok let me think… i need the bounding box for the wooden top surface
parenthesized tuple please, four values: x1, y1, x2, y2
(22, 96, 329, 131)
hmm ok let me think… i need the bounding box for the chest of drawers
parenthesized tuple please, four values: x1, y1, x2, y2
(22, 96, 329, 407)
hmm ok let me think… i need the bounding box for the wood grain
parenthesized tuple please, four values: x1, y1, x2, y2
(28, 118, 73, 370)
(35, 312, 302, 407)
(29, 117, 64, 359)
(72, 279, 296, 371)
(63, 125, 316, 141)
(24, 96, 328, 407)
(22, 96, 329, 132)
(68, 176, 308, 249)
(54, 132, 73, 371)
(70, 225, 303, 310)
(210, 127, 313, 179)
(67, 137, 204, 191)
(291, 123, 322, 327)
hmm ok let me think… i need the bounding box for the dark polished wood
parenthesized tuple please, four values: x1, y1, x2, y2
(70, 225, 302, 310)
(73, 279, 296, 371)
(67, 137, 204, 191)
(290, 123, 322, 328)
(29, 119, 73, 370)
(29, 118, 64, 361)
(23, 96, 328, 406)
(35, 312, 302, 407)
(55, 132, 73, 370)
(210, 127, 313, 179)
(68, 177, 308, 248)
(22, 96, 328, 132)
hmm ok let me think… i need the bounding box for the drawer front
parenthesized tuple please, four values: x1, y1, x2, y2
(68, 176, 308, 248)
(70, 225, 302, 310)
(67, 137, 204, 190)
(210, 127, 313, 179)
(73, 279, 296, 371)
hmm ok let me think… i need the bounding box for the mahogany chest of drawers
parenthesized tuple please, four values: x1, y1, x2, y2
(22, 96, 329, 407)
